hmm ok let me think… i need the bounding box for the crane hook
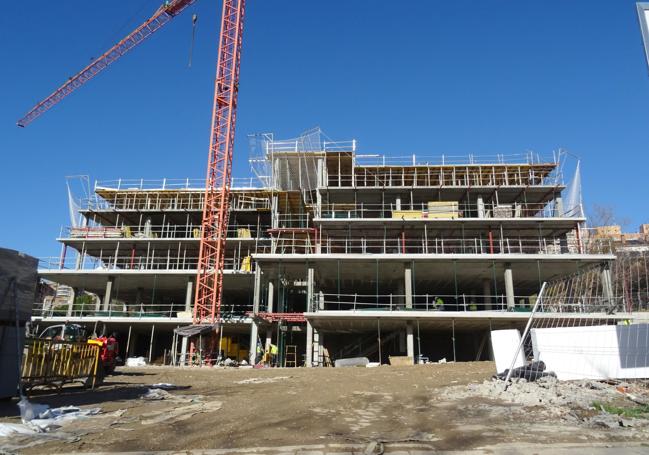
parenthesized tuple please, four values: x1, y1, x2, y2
(188, 13, 198, 68)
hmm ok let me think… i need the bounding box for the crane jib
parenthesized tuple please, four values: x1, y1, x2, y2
(16, 0, 196, 127)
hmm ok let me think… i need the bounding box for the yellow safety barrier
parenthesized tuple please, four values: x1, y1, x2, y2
(21, 339, 101, 391)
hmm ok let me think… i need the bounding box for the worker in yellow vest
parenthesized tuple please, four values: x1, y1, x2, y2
(270, 343, 278, 367)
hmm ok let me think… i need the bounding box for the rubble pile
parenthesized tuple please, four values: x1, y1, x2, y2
(442, 376, 649, 430)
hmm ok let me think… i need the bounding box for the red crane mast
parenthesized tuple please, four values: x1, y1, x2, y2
(194, 0, 245, 325)
(17, 0, 246, 328)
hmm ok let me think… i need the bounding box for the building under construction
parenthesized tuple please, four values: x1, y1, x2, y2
(34, 129, 629, 367)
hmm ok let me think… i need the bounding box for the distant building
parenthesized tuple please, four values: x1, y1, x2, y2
(590, 224, 649, 251)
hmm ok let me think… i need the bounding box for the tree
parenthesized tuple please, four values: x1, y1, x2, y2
(73, 294, 95, 315)
(589, 204, 631, 229)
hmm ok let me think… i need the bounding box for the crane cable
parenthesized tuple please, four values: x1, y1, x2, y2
(188, 13, 198, 68)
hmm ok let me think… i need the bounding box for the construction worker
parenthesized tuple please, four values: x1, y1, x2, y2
(255, 341, 263, 365)
(270, 343, 278, 366)
(433, 296, 444, 311)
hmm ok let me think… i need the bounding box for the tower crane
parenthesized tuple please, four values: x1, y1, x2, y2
(17, 0, 246, 330)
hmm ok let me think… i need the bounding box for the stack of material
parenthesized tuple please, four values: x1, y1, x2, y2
(70, 227, 123, 238)
(0, 248, 38, 399)
(493, 204, 513, 218)
(237, 228, 252, 238)
(426, 201, 459, 219)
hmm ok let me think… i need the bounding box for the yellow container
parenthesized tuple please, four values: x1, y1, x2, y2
(392, 210, 423, 219)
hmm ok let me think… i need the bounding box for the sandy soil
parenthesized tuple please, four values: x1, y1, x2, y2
(1, 362, 648, 453)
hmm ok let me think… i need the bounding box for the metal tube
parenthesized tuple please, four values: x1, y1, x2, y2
(148, 324, 155, 364)
(125, 325, 132, 359)
(503, 282, 547, 389)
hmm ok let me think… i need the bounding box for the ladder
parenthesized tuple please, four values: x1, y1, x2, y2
(284, 345, 297, 367)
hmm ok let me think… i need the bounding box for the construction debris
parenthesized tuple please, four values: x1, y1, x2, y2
(125, 357, 147, 367)
(335, 357, 370, 368)
(495, 360, 555, 382)
(443, 374, 649, 433)
(235, 376, 291, 385)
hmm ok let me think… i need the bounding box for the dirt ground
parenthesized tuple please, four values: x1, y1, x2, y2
(1, 362, 649, 454)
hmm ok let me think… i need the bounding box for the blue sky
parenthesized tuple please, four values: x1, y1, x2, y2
(1, 0, 648, 258)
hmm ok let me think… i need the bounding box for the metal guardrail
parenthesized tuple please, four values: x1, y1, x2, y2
(21, 339, 100, 390)
(263, 235, 595, 256)
(38, 255, 255, 273)
(319, 202, 581, 220)
(78, 188, 272, 212)
(59, 224, 271, 241)
(32, 301, 258, 319)
(318, 293, 624, 313)
(325, 168, 562, 188)
(94, 177, 264, 191)
(353, 152, 552, 167)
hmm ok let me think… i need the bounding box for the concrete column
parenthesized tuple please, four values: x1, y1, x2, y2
(404, 266, 413, 309)
(395, 196, 401, 210)
(180, 336, 188, 366)
(482, 278, 492, 310)
(504, 264, 515, 310)
(313, 328, 320, 366)
(67, 288, 77, 317)
(184, 278, 193, 312)
(306, 267, 314, 313)
(267, 280, 275, 313)
(318, 332, 325, 365)
(253, 265, 262, 314)
(102, 277, 114, 311)
(477, 195, 485, 218)
(306, 320, 313, 367)
(249, 321, 259, 365)
(554, 193, 564, 217)
(406, 322, 414, 364)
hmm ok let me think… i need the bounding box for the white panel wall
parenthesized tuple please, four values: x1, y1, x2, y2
(531, 324, 649, 380)
(490, 329, 525, 374)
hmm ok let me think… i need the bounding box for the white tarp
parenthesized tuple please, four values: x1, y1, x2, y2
(125, 356, 147, 367)
(490, 329, 525, 374)
(0, 398, 102, 442)
(531, 324, 649, 380)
